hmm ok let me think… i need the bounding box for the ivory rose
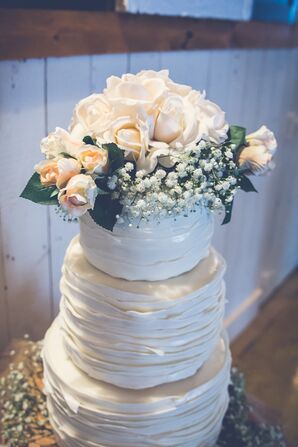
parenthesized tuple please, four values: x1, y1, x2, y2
(153, 95, 199, 147)
(246, 125, 277, 152)
(135, 69, 192, 97)
(147, 91, 228, 169)
(77, 145, 109, 174)
(41, 127, 82, 159)
(239, 126, 277, 175)
(66, 70, 229, 173)
(99, 115, 151, 159)
(70, 94, 112, 140)
(104, 72, 167, 113)
(194, 93, 229, 143)
(35, 158, 81, 188)
(58, 174, 97, 217)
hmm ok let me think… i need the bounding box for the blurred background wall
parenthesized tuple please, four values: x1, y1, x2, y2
(0, 48, 298, 350)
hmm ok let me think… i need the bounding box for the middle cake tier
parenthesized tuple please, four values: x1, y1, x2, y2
(60, 236, 226, 389)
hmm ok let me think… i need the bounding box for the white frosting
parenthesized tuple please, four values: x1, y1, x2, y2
(79, 207, 214, 281)
(43, 319, 231, 447)
(59, 236, 226, 389)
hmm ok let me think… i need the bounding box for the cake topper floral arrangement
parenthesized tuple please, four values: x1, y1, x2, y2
(21, 70, 277, 231)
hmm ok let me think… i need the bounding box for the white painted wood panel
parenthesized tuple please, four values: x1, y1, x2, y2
(216, 50, 250, 320)
(46, 56, 92, 315)
(224, 50, 266, 337)
(91, 53, 128, 91)
(0, 49, 297, 348)
(120, 0, 253, 20)
(0, 213, 9, 350)
(128, 52, 161, 73)
(254, 49, 296, 295)
(160, 50, 210, 91)
(0, 59, 52, 340)
(280, 49, 298, 276)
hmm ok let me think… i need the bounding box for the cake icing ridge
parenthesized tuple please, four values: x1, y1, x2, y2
(59, 236, 225, 389)
(43, 319, 231, 447)
(79, 206, 214, 281)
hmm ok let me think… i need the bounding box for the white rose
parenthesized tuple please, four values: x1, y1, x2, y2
(35, 157, 81, 188)
(246, 125, 277, 153)
(104, 72, 167, 113)
(153, 94, 199, 148)
(238, 126, 277, 175)
(188, 90, 228, 143)
(146, 90, 228, 170)
(41, 127, 82, 159)
(65, 70, 229, 175)
(77, 145, 109, 174)
(58, 174, 97, 217)
(99, 114, 151, 160)
(136, 69, 192, 97)
(70, 94, 112, 140)
(137, 147, 172, 173)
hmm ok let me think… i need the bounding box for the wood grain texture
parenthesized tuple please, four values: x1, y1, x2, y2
(0, 9, 298, 61)
(0, 59, 52, 340)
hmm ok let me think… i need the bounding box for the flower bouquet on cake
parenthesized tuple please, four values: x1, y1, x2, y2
(21, 70, 277, 231)
(19, 70, 278, 447)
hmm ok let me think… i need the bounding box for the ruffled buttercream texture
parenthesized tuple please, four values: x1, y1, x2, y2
(43, 319, 231, 447)
(60, 236, 226, 389)
(43, 204, 230, 446)
(79, 207, 214, 281)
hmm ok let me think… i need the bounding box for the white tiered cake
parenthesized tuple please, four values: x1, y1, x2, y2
(43, 210, 231, 446)
(20, 69, 276, 446)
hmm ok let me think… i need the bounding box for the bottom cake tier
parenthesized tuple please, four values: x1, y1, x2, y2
(43, 318, 231, 447)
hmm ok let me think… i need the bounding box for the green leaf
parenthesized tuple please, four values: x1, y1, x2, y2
(89, 194, 123, 231)
(228, 125, 246, 152)
(103, 143, 125, 174)
(50, 188, 59, 198)
(83, 135, 96, 146)
(238, 175, 258, 193)
(20, 173, 58, 205)
(94, 175, 110, 192)
(222, 199, 234, 225)
(97, 187, 110, 195)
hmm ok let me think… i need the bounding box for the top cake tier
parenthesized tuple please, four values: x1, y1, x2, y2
(80, 207, 214, 281)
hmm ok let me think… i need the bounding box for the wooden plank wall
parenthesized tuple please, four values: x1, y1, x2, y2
(0, 49, 297, 349)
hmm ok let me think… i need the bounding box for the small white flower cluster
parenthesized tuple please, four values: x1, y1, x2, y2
(109, 140, 239, 221)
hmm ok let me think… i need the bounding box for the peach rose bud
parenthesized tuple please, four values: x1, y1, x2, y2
(238, 125, 277, 175)
(35, 160, 59, 186)
(58, 174, 97, 217)
(35, 158, 81, 188)
(77, 145, 109, 174)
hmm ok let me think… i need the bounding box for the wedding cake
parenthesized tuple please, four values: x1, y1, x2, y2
(21, 70, 277, 446)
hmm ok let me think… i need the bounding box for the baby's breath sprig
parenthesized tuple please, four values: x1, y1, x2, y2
(217, 368, 286, 447)
(0, 346, 285, 447)
(0, 341, 57, 447)
(112, 140, 240, 224)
